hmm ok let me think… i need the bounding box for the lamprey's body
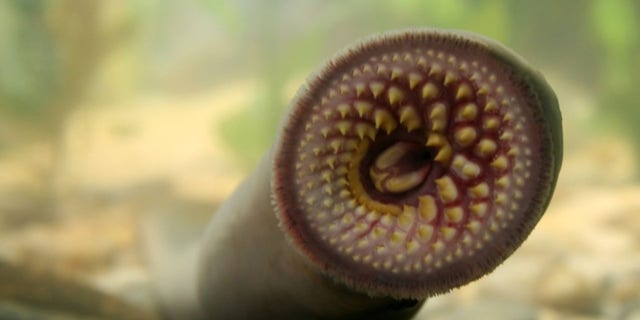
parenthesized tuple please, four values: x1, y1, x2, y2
(157, 28, 561, 319)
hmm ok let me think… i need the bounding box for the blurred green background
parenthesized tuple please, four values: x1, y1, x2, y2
(0, 1, 638, 319)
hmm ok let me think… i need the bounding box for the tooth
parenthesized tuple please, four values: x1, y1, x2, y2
(426, 133, 446, 147)
(444, 207, 463, 223)
(421, 83, 439, 100)
(455, 83, 472, 101)
(469, 182, 489, 198)
(470, 202, 488, 217)
(373, 109, 397, 134)
(458, 103, 478, 120)
(387, 86, 404, 105)
(408, 72, 423, 89)
(399, 105, 421, 131)
(454, 127, 477, 147)
(434, 144, 453, 164)
(418, 225, 434, 240)
(475, 139, 497, 157)
(355, 83, 366, 96)
(418, 195, 437, 221)
(337, 103, 350, 118)
(355, 123, 376, 140)
(444, 72, 457, 86)
(491, 155, 508, 170)
(435, 175, 458, 203)
(370, 81, 385, 98)
(440, 226, 457, 241)
(335, 121, 351, 135)
(354, 101, 373, 117)
(429, 102, 446, 119)
(466, 220, 482, 234)
(484, 99, 498, 112)
(390, 67, 403, 80)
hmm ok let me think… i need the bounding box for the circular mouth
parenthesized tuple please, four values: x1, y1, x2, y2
(273, 29, 561, 299)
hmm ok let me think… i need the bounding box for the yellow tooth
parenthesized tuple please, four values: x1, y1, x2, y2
(329, 140, 342, 154)
(454, 127, 477, 147)
(354, 101, 373, 117)
(390, 230, 406, 245)
(431, 119, 446, 132)
(434, 144, 453, 164)
(426, 133, 446, 147)
(455, 83, 472, 101)
(470, 182, 489, 198)
(466, 220, 482, 234)
(408, 72, 423, 89)
(495, 192, 507, 205)
(392, 53, 401, 61)
(462, 234, 472, 246)
(495, 176, 510, 188)
(444, 72, 457, 86)
(445, 206, 464, 223)
(326, 157, 336, 169)
(429, 63, 442, 76)
(387, 86, 404, 105)
(421, 82, 439, 100)
(373, 227, 385, 239)
(336, 103, 350, 118)
(390, 67, 403, 80)
(376, 65, 388, 75)
(477, 84, 489, 95)
(418, 225, 434, 240)
(483, 116, 500, 131)
(339, 84, 350, 94)
(507, 146, 520, 157)
(475, 139, 497, 157)
(458, 103, 478, 121)
(430, 102, 446, 119)
(370, 81, 385, 98)
(435, 175, 458, 203)
(417, 56, 427, 67)
(355, 83, 366, 96)
(399, 105, 421, 131)
(405, 240, 419, 253)
(423, 254, 433, 264)
(341, 212, 354, 224)
(440, 226, 457, 241)
(336, 121, 352, 136)
(385, 171, 428, 193)
(355, 123, 375, 140)
(418, 195, 437, 221)
(470, 202, 488, 217)
(320, 127, 331, 138)
(323, 198, 333, 208)
(398, 205, 415, 228)
(461, 161, 481, 179)
(484, 100, 498, 112)
(432, 240, 445, 253)
(362, 64, 373, 74)
(373, 109, 397, 134)
(491, 155, 508, 170)
(500, 130, 514, 141)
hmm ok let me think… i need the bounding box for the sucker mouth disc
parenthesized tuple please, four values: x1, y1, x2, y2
(272, 28, 562, 299)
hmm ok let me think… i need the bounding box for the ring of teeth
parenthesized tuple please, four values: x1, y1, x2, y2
(278, 36, 545, 294)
